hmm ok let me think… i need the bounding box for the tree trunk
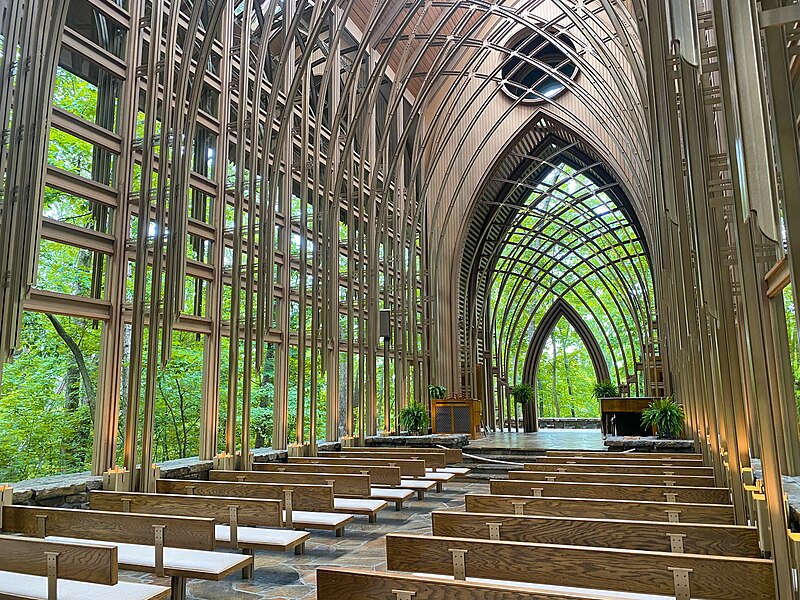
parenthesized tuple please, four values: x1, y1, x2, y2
(65, 366, 80, 411)
(47, 314, 96, 407)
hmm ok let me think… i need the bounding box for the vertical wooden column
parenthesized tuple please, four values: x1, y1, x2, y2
(92, 0, 140, 474)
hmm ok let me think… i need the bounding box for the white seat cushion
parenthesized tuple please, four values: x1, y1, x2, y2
(334, 498, 388, 513)
(0, 571, 169, 600)
(369, 487, 414, 500)
(46, 536, 247, 578)
(441, 467, 470, 474)
(284, 510, 353, 527)
(393, 479, 436, 490)
(214, 524, 308, 548)
(420, 471, 456, 481)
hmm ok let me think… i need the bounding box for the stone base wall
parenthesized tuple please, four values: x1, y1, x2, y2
(8, 447, 290, 509)
(538, 418, 601, 430)
(604, 436, 696, 452)
(365, 433, 470, 448)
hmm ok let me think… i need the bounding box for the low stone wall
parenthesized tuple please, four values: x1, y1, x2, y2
(7, 447, 291, 509)
(538, 418, 601, 430)
(365, 433, 470, 448)
(604, 436, 696, 452)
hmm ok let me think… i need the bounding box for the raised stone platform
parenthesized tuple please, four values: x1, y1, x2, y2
(365, 433, 470, 448)
(604, 435, 696, 452)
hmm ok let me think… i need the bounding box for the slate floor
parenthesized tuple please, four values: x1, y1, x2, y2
(119, 480, 489, 599)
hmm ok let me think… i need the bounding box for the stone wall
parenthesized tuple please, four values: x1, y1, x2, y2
(7, 447, 291, 509)
(365, 433, 470, 448)
(538, 418, 601, 429)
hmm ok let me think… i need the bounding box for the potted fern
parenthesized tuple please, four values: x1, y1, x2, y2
(400, 401, 430, 435)
(641, 397, 685, 439)
(592, 380, 619, 399)
(429, 384, 447, 400)
(511, 382, 536, 433)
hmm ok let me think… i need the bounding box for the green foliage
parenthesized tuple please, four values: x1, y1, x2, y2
(0, 312, 99, 482)
(399, 401, 430, 434)
(510, 383, 535, 404)
(536, 319, 603, 418)
(592, 380, 618, 399)
(641, 397, 685, 439)
(152, 331, 204, 462)
(428, 385, 447, 399)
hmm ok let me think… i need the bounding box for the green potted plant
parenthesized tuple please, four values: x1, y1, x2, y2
(429, 384, 447, 400)
(592, 379, 619, 399)
(399, 401, 430, 435)
(511, 382, 537, 433)
(641, 397, 686, 439)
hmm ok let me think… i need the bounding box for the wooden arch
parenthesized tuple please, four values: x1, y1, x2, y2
(520, 298, 611, 431)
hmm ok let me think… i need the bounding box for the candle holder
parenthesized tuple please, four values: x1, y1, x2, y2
(287, 443, 310, 457)
(213, 452, 236, 471)
(340, 436, 358, 448)
(0, 485, 12, 530)
(148, 464, 161, 493)
(102, 466, 131, 492)
(236, 450, 254, 471)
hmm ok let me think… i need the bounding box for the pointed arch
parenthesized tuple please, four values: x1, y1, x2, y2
(521, 298, 610, 388)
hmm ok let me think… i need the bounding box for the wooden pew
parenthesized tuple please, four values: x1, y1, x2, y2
(524, 462, 715, 477)
(491, 479, 731, 504)
(289, 456, 427, 477)
(0, 535, 171, 600)
(1, 505, 250, 599)
(156, 478, 354, 536)
(316, 566, 625, 599)
(318, 452, 456, 490)
(321, 450, 448, 470)
(89, 490, 310, 557)
(342, 446, 464, 465)
(535, 456, 705, 467)
(546, 450, 702, 460)
(211, 469, 370, 497)
(431, 511, 760, 557)
(507, 469, 716, 488)
(288, 457, 439, 495)
(256, 461, 403, 485)
(464, 493, 736, 524)
(384, 533, 775, 599)
(208, 471, 388, 522)
(254, 462, 416, 508)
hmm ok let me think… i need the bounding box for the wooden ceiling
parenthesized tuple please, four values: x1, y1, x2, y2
(348, 0, 486, 98)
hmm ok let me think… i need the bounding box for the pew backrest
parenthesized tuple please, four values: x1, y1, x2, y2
(385, 533, 775, 600)
(341, 446, 463, 464)
(535, 456, 705, 467)
(254, 462, 403, 486)
(316, 566, 613, 599)
(156, 478, 335, 512)
(289, 456, 426, 477)
(0, 534, 118, 584)
(320, 451, 447, 470)
(430, 510, 760, 557)
(1, 505, 215, 549)
(464, 493, 735, 524)
(507, 469, 716, 488)
(546, 450, 702, 459)
(524, 462, 715, 477)
(491, 479, 731, 504)
(89, 490, 284, 527)
(210, 469, 370, 498)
